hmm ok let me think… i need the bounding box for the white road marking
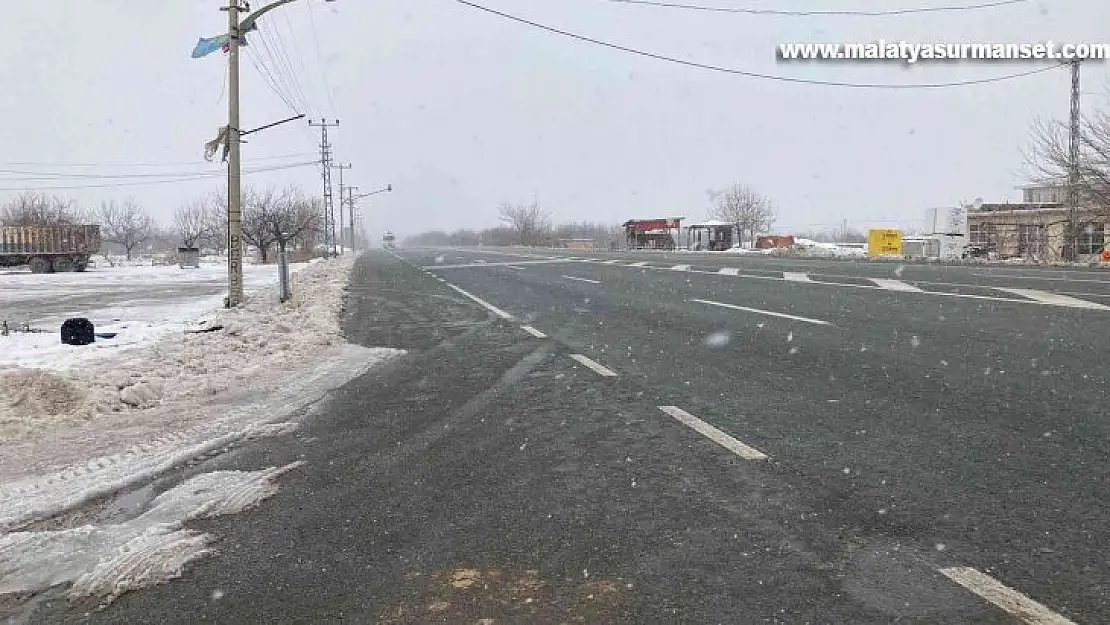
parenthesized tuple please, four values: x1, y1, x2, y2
(993, 287, 1110, 310)
(718, 267, 740, 276)
(870, 278, 923, 292)
(657, 406, 767, 460)
(975, 271, 1110, 284)
(630, 261, 649, 267)
(569, 354, 619, 377)
(783, 272, 811, 282)
(691, 298, 831, 325)
(520, 325, 547, 338)
(604, 260, 620, 264)
(939, 567, 1076, 625)
(505, 265, 524, 271)
(443, 283, 514, 320)
(671, 264, 691, 271)
(420, 259, 578, 270)
(561, 275, 602, 284)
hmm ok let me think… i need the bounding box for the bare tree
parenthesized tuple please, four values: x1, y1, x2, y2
(203, 190, 229, 254)
(0, 192, 84, 226)
(708, 184, 777, 248)
(498, 199, 551, 246)
(174, 201, 216, 248)
(96, 199, 154, 260)
(242, 186, 321, 262)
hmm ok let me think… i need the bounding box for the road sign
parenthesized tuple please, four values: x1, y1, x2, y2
(868, 229, 903, 257)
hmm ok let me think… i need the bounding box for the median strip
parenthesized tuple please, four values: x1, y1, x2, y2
(690, 298, 831, 326)
(938, 567, 1076, 625)
(657, 406, 767, 460)
(569, 354, 618, 377)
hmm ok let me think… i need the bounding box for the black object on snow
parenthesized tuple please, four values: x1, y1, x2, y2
(185, 324, 224, 334)
(61, 318, 95, 346)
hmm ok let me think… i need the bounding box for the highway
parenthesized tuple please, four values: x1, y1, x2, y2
(32, 247, 1110, 624)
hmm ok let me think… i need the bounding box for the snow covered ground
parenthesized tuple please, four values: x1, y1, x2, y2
(0, 256, 403, 533)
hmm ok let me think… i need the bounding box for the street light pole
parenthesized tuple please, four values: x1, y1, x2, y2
(225, 0, 245, 308)
(224, 0, 333, 307)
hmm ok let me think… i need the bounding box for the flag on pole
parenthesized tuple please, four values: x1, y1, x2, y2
(191, 35, 231, 59)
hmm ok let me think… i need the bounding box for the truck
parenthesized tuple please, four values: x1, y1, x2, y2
(382, 231, 396, 250)
(0, 225, 101, 273)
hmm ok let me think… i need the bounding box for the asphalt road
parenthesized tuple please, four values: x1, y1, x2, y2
(25, 247, 1110, 624)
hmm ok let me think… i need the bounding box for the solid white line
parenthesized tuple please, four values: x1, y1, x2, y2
(561, 275, 602, 284)
(520, 325, 547, 338)
(657, 406, 767, 460)
(718, 267, 740, 276)
(691, 298, 831, 325)
(939, 567, 1076, 625)
(443, 283, 514, 320)
(569, 354, 619, 377)
(505, 265, 524, 271)
(783, 272, 811, 282)
(671, 264, 691, 271)
(870, 278, 923, 292)
(630, 261, 649, 267)
(993, 287, 1110, 310)
(604, 259, 620, 264)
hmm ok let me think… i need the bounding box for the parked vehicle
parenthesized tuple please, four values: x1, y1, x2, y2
(0, 225, 101, 273)
(383, 231, 396, 250)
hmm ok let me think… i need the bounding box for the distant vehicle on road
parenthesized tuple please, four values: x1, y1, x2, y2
(383, 231, 396, 250)
(0, 225, 101, 273)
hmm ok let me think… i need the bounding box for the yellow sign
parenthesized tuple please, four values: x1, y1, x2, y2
(868, 229, 903, 257)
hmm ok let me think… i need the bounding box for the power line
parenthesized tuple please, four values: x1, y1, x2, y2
(306, 1, 339, 116)
(0, 161, 318, 192)
(605, 0, 1025, 17)
(0, 154, 316, 169)
(245, 46, 302, 114)
(454, 0, 1065, 89)
(0, 159, 316, 181)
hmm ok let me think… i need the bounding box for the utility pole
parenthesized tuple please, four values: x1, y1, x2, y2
(224, 0, 246, 307)
(309, 118, 340, 257)
(1066, 58, 1082, 262)
(345, 185, 356, 251)
(331, 162, 352, 253)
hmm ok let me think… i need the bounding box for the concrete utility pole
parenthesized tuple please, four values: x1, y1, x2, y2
(331, 162, 352, 253)
(224, 0, 246, 307)
(309, 119, 341, 257)
(1067, 58, 1082, 261)
(345, 185, 356, 251)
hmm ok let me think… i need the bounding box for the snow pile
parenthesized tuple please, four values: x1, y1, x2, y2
(0, 462, 302, 604)
(767, 238, 868, 258)
(0, 258, 350, 440)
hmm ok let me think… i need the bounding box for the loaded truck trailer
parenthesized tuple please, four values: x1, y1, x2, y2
(0, 225, 101, 273)
(383, 231, 396, 250)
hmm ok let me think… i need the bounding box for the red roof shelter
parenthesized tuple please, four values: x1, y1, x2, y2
(622, 217, 684, 250)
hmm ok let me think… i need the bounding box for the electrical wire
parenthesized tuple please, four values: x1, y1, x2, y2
(268, 16, 315, 114)
(256, 26, 312, 114)
(0, 159, 316, 181)
(0, 154, 317, 169)
(454, 0, 1066, 89)
(0, 161, 318, 192)
(306, 0, 339, 116)
(244, 46, 301, 114)
(605, 0, 1026, 17)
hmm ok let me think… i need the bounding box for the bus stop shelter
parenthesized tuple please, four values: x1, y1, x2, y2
(622, 217, 684, 250)
(686, 220, 735, 251)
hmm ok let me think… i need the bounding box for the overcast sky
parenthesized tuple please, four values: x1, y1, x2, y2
(2, 0, 1107, 240)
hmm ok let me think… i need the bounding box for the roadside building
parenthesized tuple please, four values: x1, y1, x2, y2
(967, 184, 1106, 261)
(686, 220, 735, 251)
(622, 218, 684, 250)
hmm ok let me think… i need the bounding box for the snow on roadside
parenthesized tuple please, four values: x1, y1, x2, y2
(0, 256, 404, 531)
(0, 462, 303, 604)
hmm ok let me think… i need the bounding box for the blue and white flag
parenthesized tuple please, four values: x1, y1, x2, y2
(191, 35, 231, 59)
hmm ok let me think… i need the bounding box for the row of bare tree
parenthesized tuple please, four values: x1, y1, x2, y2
(0, 187, 325, 261)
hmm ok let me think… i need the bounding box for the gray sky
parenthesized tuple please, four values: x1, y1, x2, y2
(2, 0, 1107, 240)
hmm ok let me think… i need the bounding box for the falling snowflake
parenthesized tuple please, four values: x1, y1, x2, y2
(910, 336, 921, 348)
(705, 331, 731, 348)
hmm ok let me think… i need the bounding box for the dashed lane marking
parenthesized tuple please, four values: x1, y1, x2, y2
(690, 298, 832, 326)
(718, 267, 740, 276)
(569, 354, 619, 377)
(938, 567, 1076, 625)
(657, 406, 767, 460)
(783, 272, 811, 282)
(505, 265, 524, 271)
(421, 259, 579, 270)
(603, 259, 621, 264)
(993, 287, 1110, 311)
(870, 278, 923, 292)
(520, 325, 547, 338)
(443, 283, 514, 320)
(630, 261, 649, 267)
(671, 264, 691, 271)
(561, 275, 602, 284)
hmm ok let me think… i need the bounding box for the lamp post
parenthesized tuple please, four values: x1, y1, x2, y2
(348, 184, 392, 251)
(224, 0, 335, 307)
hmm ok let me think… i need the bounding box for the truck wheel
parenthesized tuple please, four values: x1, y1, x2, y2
(52, 256, 75, 272)
(28, 256, 53, 274)
(74, 257, 89, 272)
